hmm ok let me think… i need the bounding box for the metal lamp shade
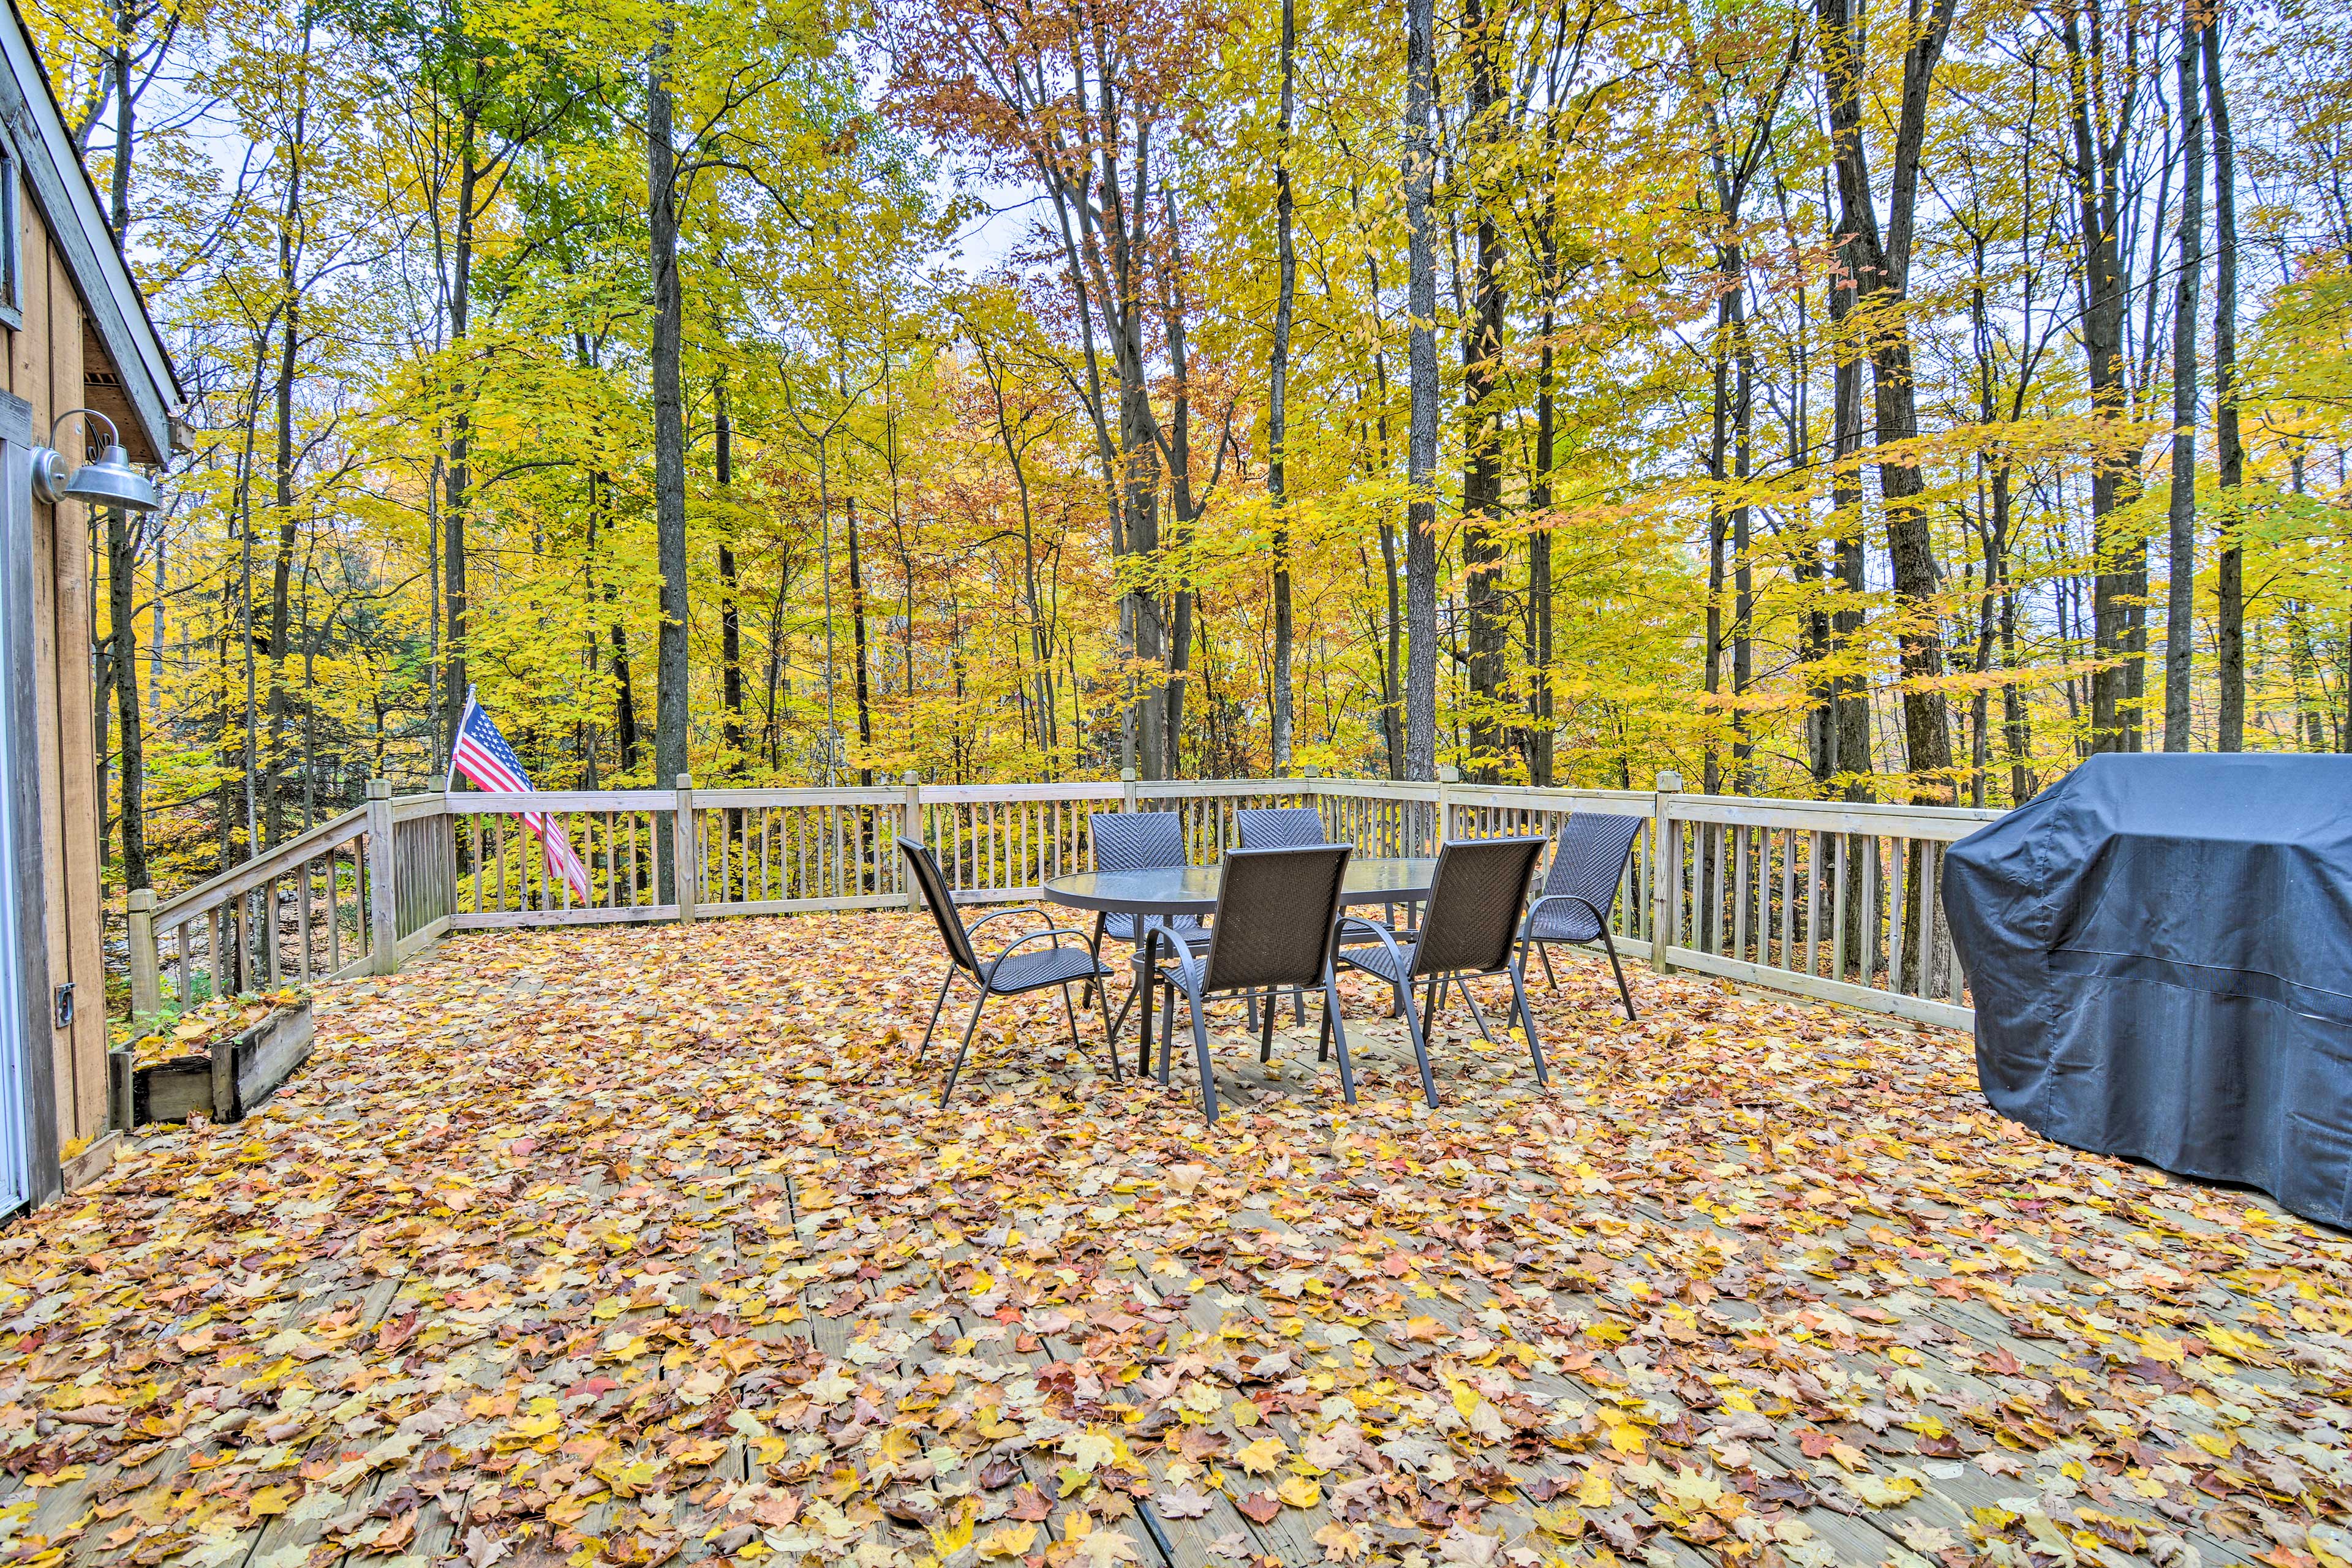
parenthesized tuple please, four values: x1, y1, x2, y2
(61, 445, 160, 513)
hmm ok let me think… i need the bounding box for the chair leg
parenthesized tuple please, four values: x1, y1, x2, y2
(1599, 928, 1637, 1020)
(1084, 913, 1107, 1006)
(1455, 974, 1498, 1046)
(1423, 979, 1442, 1029)
(1292, 986, 1306, 1026)
(918, 965, 956, 1063)
(1159, 979, 1177, 1085)
(1093, 972, 1124, 1082)
(1060, 981, 1082, 1049)
(938, 987, 993, 1106)
(1109, 967, 1141, 1037)
(1396, 979, 1438, 1109)
(1324, 971, 1356, 1103)
(1259, 996, 1276, 1063)
(1136, 930, 1159, 1079)
(1318, 1000, 1332, 1061)
(1185, 982, 1220, 1123)
(1539, 941, 1559, 989)
(1509, 962, 1547, 1086)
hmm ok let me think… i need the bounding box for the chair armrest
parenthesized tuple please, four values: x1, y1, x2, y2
(1144, 919, 1205, 971)
(967, 905, 1055, 937)
(1521, 893, 1608, 938)
(986, 925, 1096, 967)
(1336, 914, 1415, 975)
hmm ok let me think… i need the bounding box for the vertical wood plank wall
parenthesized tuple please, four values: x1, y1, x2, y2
(12, 202, 108, 1159)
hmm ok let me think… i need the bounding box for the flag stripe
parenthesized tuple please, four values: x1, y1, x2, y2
(451, 695, 590, 901)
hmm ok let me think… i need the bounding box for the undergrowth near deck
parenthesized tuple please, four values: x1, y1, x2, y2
(6, 912, 2350, 1568)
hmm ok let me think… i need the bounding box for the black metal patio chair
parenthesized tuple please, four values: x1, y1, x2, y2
(1234, 807, 1330, 1025)
(1235, 806, 1327, 849)
(1145, 843, 1357, 1123)
(1085, 811, 1205, 1032)
(1522, 813, 1643, 1020)
(897, 837, 1120, 1106)
(1335, 835, 1548, 1107)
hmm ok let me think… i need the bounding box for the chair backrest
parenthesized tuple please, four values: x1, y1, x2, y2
(1199, 845, 1354, 993)
(1236, 806, 1327, 849)
(1091, 811, 1187, 872)
(897, 837, 979, 973)
(1542, 813, 1644, 914)
(1411, 836, 1547, 978)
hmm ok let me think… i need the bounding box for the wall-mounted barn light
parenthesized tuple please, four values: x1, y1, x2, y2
(31, 407, 160, 513)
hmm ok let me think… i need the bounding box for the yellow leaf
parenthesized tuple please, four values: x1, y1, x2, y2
(928, 1509, 976, 1557)
(1234, 1436, 1287, 1475)
(1313, 1520, 1367, 1561)
(1277, 1475, 1322, 1509)
(978, 1523, 1038, 1559)
(1577, 1465, 1614, 1507)
(247, 1485, 292, 1518)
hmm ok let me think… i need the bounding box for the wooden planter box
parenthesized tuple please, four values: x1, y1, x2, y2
(110, 999, 314, 1129)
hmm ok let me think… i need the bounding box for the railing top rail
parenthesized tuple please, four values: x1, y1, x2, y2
(153, 804, 371, 926)
(449, 790, 682, 812)
(1664, 793, 2002, 836)
(695, 786, 902, 807)
(917, 782, 1123, 804)
(392, 792, 450, 823)
(1444, 783, 1653, 813)
(1310, 777, 1440, 800)
(1134, 778, 1317, 799)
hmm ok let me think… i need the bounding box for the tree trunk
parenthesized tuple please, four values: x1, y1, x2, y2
(442, 115, 480, 761)
(716, 382, 744, 772)
(108, 507, 146, 889)
(1268, 0, 1297, 772)
(1819, 0, 1956, 799)
(846, 492, 874, 783)
(262, 21, 311, 851)
(2057, 3, 2141, 754)
(647, 36, 691, 819)
(1402, 0, 1441, 782)
(2204, 21, 2243, 750)
(1459, 0, 1507, 783)
(1826, 209, 1872, 802)
(2163, 5, 2203, 751)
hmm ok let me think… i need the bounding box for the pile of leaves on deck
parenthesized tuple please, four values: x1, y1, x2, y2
(8, 913, 2352, 1568)
(118, 989, 308, 1071)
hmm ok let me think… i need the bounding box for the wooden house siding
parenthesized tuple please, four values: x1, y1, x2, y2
(12, 208, 109, 1167)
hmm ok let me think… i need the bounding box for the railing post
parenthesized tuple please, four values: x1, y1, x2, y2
(1651, 771, 1682, 974)
(1120, 767, 1138, 813)
(127, 889, 162, 1018)
(1434, 764, 1458, 851)
(674, 774, 697, 922)
(366, 779, 399, 976)
(902, 771, 922, 910)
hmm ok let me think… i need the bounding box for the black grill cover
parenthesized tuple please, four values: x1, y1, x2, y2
(1943, 753, 2352, 1228)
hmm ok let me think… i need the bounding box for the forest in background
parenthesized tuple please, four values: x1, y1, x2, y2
(26, 0, 2352, 900)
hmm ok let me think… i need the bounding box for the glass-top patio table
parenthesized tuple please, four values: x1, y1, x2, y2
(1043, 857, 1438, 1077)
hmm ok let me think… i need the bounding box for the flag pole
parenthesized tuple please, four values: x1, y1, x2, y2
(444, 685, 476, 793)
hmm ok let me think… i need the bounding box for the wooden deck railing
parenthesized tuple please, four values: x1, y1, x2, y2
(126, 770, 2000, 1030)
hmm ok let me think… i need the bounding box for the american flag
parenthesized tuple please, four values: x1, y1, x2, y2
(448, 689, 591, 901)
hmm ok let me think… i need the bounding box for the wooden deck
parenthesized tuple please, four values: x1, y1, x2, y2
(8, 911, 2350, 1568)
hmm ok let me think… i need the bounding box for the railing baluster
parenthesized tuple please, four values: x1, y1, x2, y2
(1732, 826, 1750, 963)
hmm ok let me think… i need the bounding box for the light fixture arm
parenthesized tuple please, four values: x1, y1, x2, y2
(46, 407, 123, 455)
(29, 406, 159, 513)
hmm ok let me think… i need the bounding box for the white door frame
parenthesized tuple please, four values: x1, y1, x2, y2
(0, 388, 56, 1212)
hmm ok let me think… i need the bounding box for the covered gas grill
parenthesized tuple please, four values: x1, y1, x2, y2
(1944, 754, 2352, 1229)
